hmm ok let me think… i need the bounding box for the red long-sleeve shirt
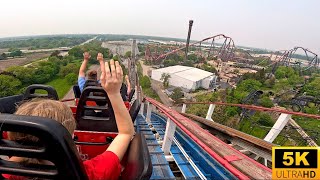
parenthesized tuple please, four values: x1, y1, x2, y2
(83, 151, 121, 180)
(4, 151, 121, 180)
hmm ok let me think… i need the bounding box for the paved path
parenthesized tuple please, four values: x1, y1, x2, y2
(151, 80, 173, 106)
(139, 59, 153, 76)
(79, 36, 97, 46)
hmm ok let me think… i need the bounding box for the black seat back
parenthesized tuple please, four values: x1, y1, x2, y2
(120, 83, 128, 101)
(83, 80, 99, 89)
(0, 85, 59, 114)
(76, 86, 118, 132)
(121, 133, 152, 180)
(129, 100, 141, 123)
(23, 84, 59, 100)
(73, 85, 81, 98)
(0, 114, 87, 179)
(0, 95, 23, 114)
(128, 88, 135, 102)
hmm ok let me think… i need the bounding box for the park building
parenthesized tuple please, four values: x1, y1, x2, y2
(101, 40, 139, 56)
(151, 65, 217, 92)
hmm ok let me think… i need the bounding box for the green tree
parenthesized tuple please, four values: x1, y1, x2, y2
(113, 55, 119, 61)
(33, 66, 55, 84)
(202, 64, 217, 73)
(275, 66, 296, 79)
(170, 88, 184, 102)
(64, 55, 75, 64)
(48, 56, 68, 67)
(87, 50, 98, 64)
(182, 60, 193, 67)
(264, 77, 275, 88)
(167, 54, 183, 62)
(163, 59, 178, 67)
(39, 61, 60, 75)
(225, 106, 239, 117)
(303, 77, 320, 97)
(187, 54, 197, 61)
(237, 79, 262, 92)
(288, 74, 304, 85)
(0, 75, 22, 97)
(259, 97, 274, 108)
(9, 49, 23, 57)
(6, 66, 35, 85)
(160, 73, 171, 88)
(140, 76, 151, 89)
(59, 63, 79, 77)
(125, 51, 131, 58)
(65, 73, 78, 85)
(0, 53, 7, 60)
(50, 50, 63, 59)
(68, 46, 84, 58)
(256, 113, 274, 126)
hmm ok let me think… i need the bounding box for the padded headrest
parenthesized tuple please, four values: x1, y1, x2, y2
(83, 80, 99, 89)
(76, 86, 118, 132)
(23, 84, 59, 100)
(0, 114, 87, 179)
(0, 84, 58, 114)
(73, 85, 81, 98)
(0, 95, 23, 114)
(120, 83, 128, 101)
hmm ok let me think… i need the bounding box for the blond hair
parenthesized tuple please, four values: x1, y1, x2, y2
(8, 99, 76, 142)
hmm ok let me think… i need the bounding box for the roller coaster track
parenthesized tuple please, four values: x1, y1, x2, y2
(183, 101, 320, 119)
(145, 34, 319, 74)
(144, 98, 319, 177)
(145, 97, 272, 179)
(183, 101, 318, 146)
(279, 47, 319, 69)
(145, 34, 235, 63)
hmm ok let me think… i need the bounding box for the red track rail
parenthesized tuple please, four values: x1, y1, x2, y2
(60, 98, 75, 102)
(156, 34, 235, 61)
(145, 97, 271, 180)
(184, 102, 320, 119)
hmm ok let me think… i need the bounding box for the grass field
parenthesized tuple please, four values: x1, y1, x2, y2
(295, 117, 320, 145)
(0, 52, 51, 72)
(143, 88, 161, 102)
(45, 77, 72, 99)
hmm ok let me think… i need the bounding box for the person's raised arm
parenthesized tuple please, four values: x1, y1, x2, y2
(79, 52, 91, 77)
(125, 75, 131, 96)
(97, 53, 105, 80)
(100, 60, 134, 161)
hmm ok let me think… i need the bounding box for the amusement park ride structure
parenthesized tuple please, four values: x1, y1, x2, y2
(144, 31, 319, 74)
(145, 34, 236, 64)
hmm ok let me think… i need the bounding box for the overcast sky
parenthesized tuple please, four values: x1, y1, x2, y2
(0, 0, 319, 52)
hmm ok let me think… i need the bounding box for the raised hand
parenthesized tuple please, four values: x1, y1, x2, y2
(100, 60, 123, 95)
(83, 52, 91, 61)
(97, 53, 103, 62)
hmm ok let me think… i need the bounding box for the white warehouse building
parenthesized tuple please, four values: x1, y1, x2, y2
(151, 65, 217, 91)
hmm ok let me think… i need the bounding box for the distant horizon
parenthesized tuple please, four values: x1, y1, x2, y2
(1, 0, 319, 54)
(0, 33, 278, 52)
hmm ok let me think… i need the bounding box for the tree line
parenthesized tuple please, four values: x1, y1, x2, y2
(0, 40, 112, 98)
(0, 35, 94, 50)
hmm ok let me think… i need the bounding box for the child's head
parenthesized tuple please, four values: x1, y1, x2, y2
(8, 99, 76, 142)
(87, 70, 98, 81)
